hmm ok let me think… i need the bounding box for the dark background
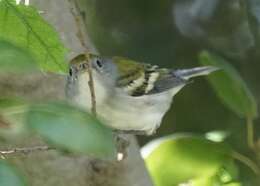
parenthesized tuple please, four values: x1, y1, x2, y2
(80, 0, 260, 185)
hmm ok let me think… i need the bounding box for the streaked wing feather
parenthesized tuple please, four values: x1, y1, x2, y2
(147, 73, 187, 94)
(116, 60, 187, 96)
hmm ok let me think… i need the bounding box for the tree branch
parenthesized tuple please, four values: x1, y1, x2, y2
(0, 145, 52, 159)
(68, 0, 97, 116)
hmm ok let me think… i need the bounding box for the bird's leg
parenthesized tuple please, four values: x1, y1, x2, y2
(114, 129, 156, 161)
(115, 133, 130, 161)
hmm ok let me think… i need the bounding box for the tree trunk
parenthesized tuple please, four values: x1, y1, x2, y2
(0, 0, 153, 185)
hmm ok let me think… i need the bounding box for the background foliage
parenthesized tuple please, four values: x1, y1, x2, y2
(79, 0, 260, 185)
(0, 0, 259, 186)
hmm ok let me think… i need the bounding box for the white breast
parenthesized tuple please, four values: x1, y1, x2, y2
(71, 72, 184, 135)
(100, 91, 174, 135)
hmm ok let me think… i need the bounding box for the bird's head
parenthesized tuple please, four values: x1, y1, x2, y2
(68, 54, 147, 92)
(68, 53, 218, 99)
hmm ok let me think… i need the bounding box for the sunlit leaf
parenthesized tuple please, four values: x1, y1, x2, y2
(199, 51, 258, 119)
(27, 102, 116, 159)
(0, 40, 37, 73)
(0, 0, 68, 74)
(205, 130, 229, 142)
(0, 160, 27, 186)
(142, 135, 238, 186)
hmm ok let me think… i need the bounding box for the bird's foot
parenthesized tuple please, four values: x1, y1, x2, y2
(115, 134, 130, 161)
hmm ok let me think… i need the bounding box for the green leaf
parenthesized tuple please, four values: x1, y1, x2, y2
(0, 40, 37, 73)
(0, 160, 27, 186)
(0, 0, 68, 74)
(26, 102, 116, 159)
(199, 51, 258, 119)
(142, 135, 238, 186)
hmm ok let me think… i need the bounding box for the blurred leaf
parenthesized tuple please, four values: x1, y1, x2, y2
(199, 51, 258, 118)
(0, 98, 26, 111)
(205, 130, 230, 142)
(0, 40, 37, 73)
(174, 0, 219, 38)
(142, 135, 238, 186)
(248, 0, 260, 23)
(27, 102, 116, 159)
(0, 160, 27, 186)
(174, 0, 253, 59)
(0, 0, 68, 74)
(0, 98, 28, 139)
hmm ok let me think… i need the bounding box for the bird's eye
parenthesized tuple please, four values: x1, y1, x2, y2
(69, 68, 73, 76)
(96, 59, 103, 68)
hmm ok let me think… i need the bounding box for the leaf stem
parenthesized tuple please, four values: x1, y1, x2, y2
(85, 52, 97, 116)
(246, 116, 255, 150)
(0, 145, 52, 159)
(232, 151, 260, 175)
(68, 0, 97, 116)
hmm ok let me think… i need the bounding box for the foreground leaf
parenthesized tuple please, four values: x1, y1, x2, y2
(0, 40, 37, 73)
(27, 102, 116, 159)
(199, 51, 258, 118)
(0, 160, 27, 186)
(0, 98, 28, 138)
(0, 0, 68, 74)
(142, 135, 239, 186)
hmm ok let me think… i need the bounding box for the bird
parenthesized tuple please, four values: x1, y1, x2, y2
(66, 54, 218, 136)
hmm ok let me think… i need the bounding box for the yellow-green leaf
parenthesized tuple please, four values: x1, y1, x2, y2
(0, 0, 68, 74)
(142, 135, 238, 186)
(199, 51, 258, 119)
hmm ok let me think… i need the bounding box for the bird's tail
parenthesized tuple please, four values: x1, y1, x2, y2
(173, 66, 219, 80)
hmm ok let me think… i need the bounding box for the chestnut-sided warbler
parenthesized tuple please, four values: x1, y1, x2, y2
(66, 54, 218, 135)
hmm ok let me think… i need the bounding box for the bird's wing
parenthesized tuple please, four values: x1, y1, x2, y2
(115, 59, 186, 97)
(114, 56, 218, 97)
(146, 69, 187, 95)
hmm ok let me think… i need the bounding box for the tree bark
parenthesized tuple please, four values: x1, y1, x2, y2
(0, 0, 153, 185)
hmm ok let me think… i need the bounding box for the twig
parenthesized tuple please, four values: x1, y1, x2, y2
(68, 0, 97, 116)
(85, 52, 97, 116)
(232, 151, 260, 176)
(0, 145, 52, 159)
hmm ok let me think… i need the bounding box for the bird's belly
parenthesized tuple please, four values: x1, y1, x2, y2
(98, 92, 173, 135)
(68, 74, 178, 134)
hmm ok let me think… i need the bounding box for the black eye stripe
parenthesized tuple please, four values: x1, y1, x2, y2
(96, 60, 102, 68)
(69, 68, 73, 76)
